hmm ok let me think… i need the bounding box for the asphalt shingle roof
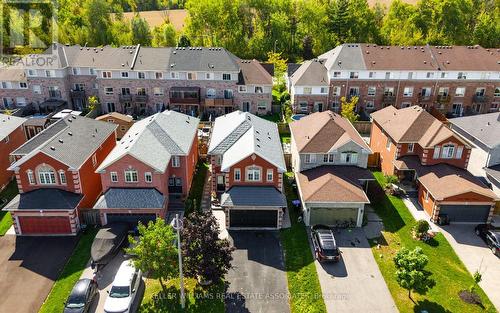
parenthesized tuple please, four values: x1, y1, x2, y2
(220, 186, 286, 207)
(290, 59, 329, 86)
(449, 112, 500, 149)
(0, 114, 26, 141)
(93, 188, 165, 209)
(5, 189, 83, 210)
(168, 47, 240, 72)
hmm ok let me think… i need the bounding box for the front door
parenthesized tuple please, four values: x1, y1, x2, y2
(216, 175, 225, 191)
(315, 102, 324, 112)
(168, 177, 183, 194)
(243, 102, 250, 112)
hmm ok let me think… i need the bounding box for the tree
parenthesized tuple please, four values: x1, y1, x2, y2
(152, 22, 177, 47)
(393, 247, 434, 301)
(267, 51, 288, 87)
(126, 219, 178, 294)
(177, 34, 191, 47)
(326, 0, 351, 43)
(181, 211, 234, 285)
(301, 35, 314, 60)
(87, 96, 99, 112)
(340, 96, 359, 123)
(131, 15, 152, 45)
(83, 0, 112, 46)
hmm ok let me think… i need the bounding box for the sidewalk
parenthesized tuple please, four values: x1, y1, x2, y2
(201, 173, 211, 212)
(401, 196, 440, 232)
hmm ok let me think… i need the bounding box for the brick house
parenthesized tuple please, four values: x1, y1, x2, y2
(0, 114, 27, 189)
(95, 112, 134, 140)
(94, 110, 199, 226)
(208, 111, 287, 229)
(289, 59, 329, 114)
(5, 115, 117, 235)
(290, 111, 373, 227)
(370, 105, 498, 223)
(0, 44, 274, 118)
(288, 44, 500, 117)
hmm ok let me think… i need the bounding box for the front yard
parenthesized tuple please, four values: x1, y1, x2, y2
(369, 172, 495, 313)
(0, 180, 18, 235)
(280, 172, 327, 313)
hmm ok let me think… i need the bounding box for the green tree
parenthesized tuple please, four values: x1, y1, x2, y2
(393, 247, 434, 301)
(131, 15, 152, 45)
(83, 0, 112, 46)
(326, 0, 351, 43)
(178, 34, 191, 47)
(152, 22, 177, 46)
(472, 12, 500, 47)
(125, 219, 178, 294)
(267, 51, 287, 87)
(381, 0, 424, 45)
(340, 96, 359, 123)
(87, 96, 99, 112)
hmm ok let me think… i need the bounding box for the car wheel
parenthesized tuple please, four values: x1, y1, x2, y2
(475, 229, 480, 236)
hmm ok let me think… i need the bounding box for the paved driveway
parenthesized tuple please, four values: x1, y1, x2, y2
(225, 230, 290, 313)
(312, 228, 397, 313)
(440, 224, 500, 311)
(0, 235, 77, 313)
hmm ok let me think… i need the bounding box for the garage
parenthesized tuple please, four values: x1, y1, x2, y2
(18, 216, 72, 235)
(439, 205, 491, 223)
(105, 213, 157, 226)
(229, 209, 278, 228)
(309, 207, 359, 226)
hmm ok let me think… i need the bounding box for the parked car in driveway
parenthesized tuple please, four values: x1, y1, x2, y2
(475, 224, 500, 256)
(311, 225, 341, 262)
(104, 260, 142, 313)
(63, 278, 98, 313)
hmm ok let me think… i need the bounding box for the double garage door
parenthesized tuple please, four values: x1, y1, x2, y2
(439, 205, 491, 223)
(309, 207, 359, 226)
(229, 209, 278, 228)
(18, 216, 72, 235)
(106, 213, 157, 226)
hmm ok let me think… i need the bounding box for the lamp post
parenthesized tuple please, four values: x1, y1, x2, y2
(172, 214, 185, 309)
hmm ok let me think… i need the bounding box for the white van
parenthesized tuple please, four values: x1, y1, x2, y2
(104, 260, 142, 313)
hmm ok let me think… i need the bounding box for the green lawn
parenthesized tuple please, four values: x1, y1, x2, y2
(139, 278, 224, 313)
(0, 180, 19, 235)
(39, 228, 98, 313)
(280, 135, 291, 144)
(185, 161, 208, 214)
(369, 172, 495, 313)
(280, 172, 327, 313)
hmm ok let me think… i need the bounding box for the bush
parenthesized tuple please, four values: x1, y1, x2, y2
(412, 220, 430, 239)
(385, 175, 399, 186)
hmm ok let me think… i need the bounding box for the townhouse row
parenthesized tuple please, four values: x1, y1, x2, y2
(0, 44, 273, 118)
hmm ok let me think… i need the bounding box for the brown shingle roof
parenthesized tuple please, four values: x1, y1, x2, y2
(361, 44, 437, 70)
(296, 166, 373, 203)
(96, 112, 133, 123)
(290, 111, 371, 153)
(238, 60, 273, 85)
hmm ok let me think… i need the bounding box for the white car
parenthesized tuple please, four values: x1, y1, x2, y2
(104, 260, 142, 313)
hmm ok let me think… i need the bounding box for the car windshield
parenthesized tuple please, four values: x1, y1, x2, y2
(109, 286, 130, 298)
(66, 293, 86, 308)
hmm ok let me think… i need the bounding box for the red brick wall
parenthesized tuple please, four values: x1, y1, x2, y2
(418, 185, 436, 218)
(369, 122, 397, 175)
(0, 126, 26, 188)
(443, 191, 494, 203)
(423, 136, 470, 169)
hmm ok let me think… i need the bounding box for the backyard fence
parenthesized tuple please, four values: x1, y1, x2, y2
(353, 121, 372, 135)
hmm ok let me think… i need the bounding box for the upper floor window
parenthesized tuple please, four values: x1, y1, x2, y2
(386, 138, 392, 150)
(238, 86, 247, 93)
(59, 171, 67, 184)
(27, 69, 37, 77)
(340, 152, 358, 164)
(102, 71, 112, 78)
(138, 72, 145, 79)
(224, 89, 233, 99)
(323, 154, 334, 163)
(170, 72, 179, 79)
(222, 73, 231, 81)
(267, 169, 273, 182)
(205, 72, 213, 80)
(187, 72, 196, 80)
(367, 86, 376, 96)
(92, 154, 97, 167)
(440, 72, 448, 78)
(72, 68, 80, 75)
(438, 87, 449, 96)
(121, 71, 129, 78)
(403, 87, 413, 97)
(246, 166, 261, 181)
(304, 154, 316, 164)
(124, 170, 138, 183)
(45, 70, 55, 77)
(333, 71, 341, 78)
(349, 72, 359, 79)
(234, 168, 241, 181)
(384, 87, 394, 96)
(153, 87, 164, 96)
(172, 156, 180, 167)
(145, 172, 152, 183)
(385, 72, 391, 79)
(407, 72, 413, 79)
(207, 88, 216, 98)
(369, 72, 375, 78)
(110, 172, 118, 182)
(19, 82, 28, 89)
(255, 86, 264, 93)
(455, 87, 466, 97)
(303, 87, 312, 95)
(494, 87, 500, 97)
(33, 85, 41, 94)
(332, 86, 341, 96)
(155, 72, 163, 79)
(426, 72, 434, 78)
(38, 166, 56, 184)
(441, 144, 455, 159)
(27, 170, 35, 185)
(475, 88, 486, 96)
(407, 143, 414, 152)
(457, 72, 467, 79)
(90, 68, 96, 75)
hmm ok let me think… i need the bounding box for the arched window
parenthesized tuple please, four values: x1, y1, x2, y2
(37, 165, 56, 184)
(206, 88, 216, 98)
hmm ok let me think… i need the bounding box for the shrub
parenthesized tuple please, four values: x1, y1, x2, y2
(412, 220, 430, 239)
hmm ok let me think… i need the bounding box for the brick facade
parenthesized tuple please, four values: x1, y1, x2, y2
(0, 126, 26, 189)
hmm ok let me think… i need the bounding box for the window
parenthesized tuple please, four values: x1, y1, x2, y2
(104, 87, 113, 95)
(205, 72, 213, 80)
(455, 87, 466, 97)
(341, 152, 358, 164)
(72, 67, 80, 75)
(367, 86, 376, 96)
(455, 146, 463, 159)
(299, 102, 308, 113)
(438, 87, 449, 96)
(153, 87, 163, 96)
(234, 168, 241, 181)
(121, 72, 128, 78)
(369, 72, 375, 78)
(124, 170, 138, 183)
(323, 154, 334, 163)
(110, 172, 118, 182)
(206, 88, 216, 98)
(332, 86, 341, 96)
(222, 73, 231, 81)
(19, 82, 28, 89)
(187, 72, 196, 80)
(441, 144, 455, 159)
(401, 102, 411, 108)
(224, 89, 233, 99)
(59, 171, 66, 184)
(27, 170, 35, 184)
(92, 154, 97, 166)
(267, 169, 273, 182)
(137, 87, 146, 95)
(238, 85, 247, 93)
(426, 72, 434, 78)
(145, 172, 152, 183)
(386, 138, 392, 150)
(172, 156, 180, 167)
(452, 103, 463, 116)
(138, 72, 145, 79)
(45, 70, 55, 77)
(255, 86, 263, 93)
(407, 143, 414, 152)
(384, 87, 394, 96)
(246, 166, 261, 181)
(74, 83, 85, 91)
(425, 190, 429, 201)
(303, 87, 312, 94)
(494, 87, 500, 97)
(366, 101, 374, 109)
(403, 87, 413, 97)
(304, 154, 316, 163)
(350, 72, 359, 79)
(102, 71, 112, 78)
(27, 69, 36, 77)
(457, 72, 467, 79)
(155, 72, 163, 79)
(440, 72, 448, 78)
(257, 102, 267, 111)
(475, 88, 486, 96)
(332, 102, 340, 110)
(33, 85, 41, 94)
(408, 72, 413, 79)
(385, 72, 391, 79)
(349, 87, 360, 96)
(90, 68, 96, 75)
(421, 87, 432, 97)
(38, 167, 56, 184)
(320, 87, 328, 94)
(107, 103, 116, 112)
(170, 72, 179, 79)
(333, 71, 341, 78)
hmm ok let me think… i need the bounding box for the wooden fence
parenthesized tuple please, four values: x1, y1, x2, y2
(81, 210, 100, 225)
(353, 121, 372, 135)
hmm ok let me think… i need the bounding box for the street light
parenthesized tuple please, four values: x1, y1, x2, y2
(172, 214, 185, 309)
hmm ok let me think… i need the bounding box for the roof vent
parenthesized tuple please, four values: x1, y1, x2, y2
(68, 132, 73, 136)
(50, 146, 55, 150)
(58, 139, 63, 143)
(424, 61, 427, 64)
(72, 115, 76, 119)
(173, 51, 176, 54)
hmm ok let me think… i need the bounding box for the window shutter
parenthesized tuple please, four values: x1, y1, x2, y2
(456, 146, 463, 159)
(433, 146, 440, 159)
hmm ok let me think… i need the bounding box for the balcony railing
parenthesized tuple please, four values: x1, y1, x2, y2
(383, 95, 396, 103)
(48, 90, 62, 99)
(473, 95, 487, 103)
(134, 94, 149, 103)
(70, 90, 86, 98)
(418, 94, 431, 101)
(204, 98, 234, 106)
(119, 94, 132, 102)
(437, 94, 451, 103)
(170, 96, 201, 104)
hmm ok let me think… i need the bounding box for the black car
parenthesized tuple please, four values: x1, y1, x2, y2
(475, 224, 500, 256)
(311, 225, 341, 262)
(63, 278, 98, 313)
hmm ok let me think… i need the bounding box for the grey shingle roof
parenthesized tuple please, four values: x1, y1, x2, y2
(485, 165, 500, 184)
(93, 188, 165, 209)
(449, 112, 500, 149)
(5, 188, 83, 211)
(11, 115, 117, 169)
(97, 110, 199, 173)
(220, 186, 286, 207)
(0, 114, 26, 141)
(290, 59, 329, 86)
(168, 47, 240, 72)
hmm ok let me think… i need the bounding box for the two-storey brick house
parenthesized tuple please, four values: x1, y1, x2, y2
(94, 110, 199, 226)
(208, 111, 287, 229)
(0, 114, 27, 189)
(5, 115, 117, 235)
(95, 112, 134, 140)
(290, 111, 373, 227)
(371, 105, 498, 223)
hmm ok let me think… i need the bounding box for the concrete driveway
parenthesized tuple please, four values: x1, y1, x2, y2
(0, 235, 77, 313)
(80, 251, 145, 313)
(312, 228, 397, 313)
(225, 230, 290, 313)
(440, 224, 500, 311)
